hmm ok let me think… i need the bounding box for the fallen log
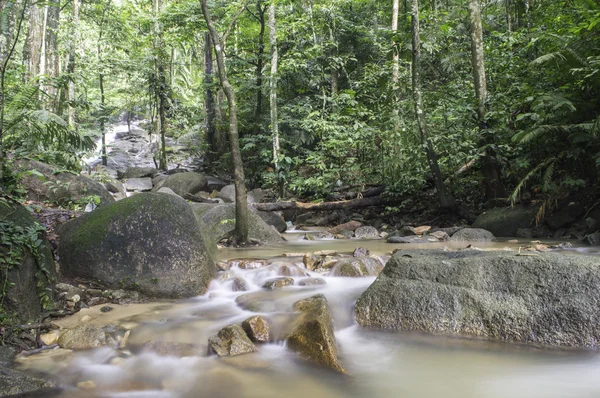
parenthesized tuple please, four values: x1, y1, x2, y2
(327, 186, 386, 201)
(252, 194, 399, 212)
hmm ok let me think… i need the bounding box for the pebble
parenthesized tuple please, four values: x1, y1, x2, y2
(77, 380, 97, 390)
(80, 315, 92, 323)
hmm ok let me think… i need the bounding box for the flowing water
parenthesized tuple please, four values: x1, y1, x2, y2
(14, 238, 600, 398)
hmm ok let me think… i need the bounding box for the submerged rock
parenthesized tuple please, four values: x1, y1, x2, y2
(449, 228, 495, 242)
(209, 324, 257, 357)
(328, 257, 383, 277)
(298, 278, 327, 286)
(139, 341, 205, 357)
(286, 294, 345, 373)
(58, 193, 216, 298)
(57, 325, 113, 350)
(355, 250, 600, 348)
(242, 316, 270, 343)
(386, 235, 433, 244)
(262, 277, 294, 290)
(0, 367, 56, 397)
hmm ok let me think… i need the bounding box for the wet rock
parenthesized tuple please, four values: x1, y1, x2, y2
(386, 236, 432, 244)
(230, 277, 249, 292)
(216, 261, 231, 271)
(274, 263, 308, 277)
(191, 203, 283, 246)
(118, 167, 157, 179)
(57, 325, 113, 350)
(55, 283, 83, 299)
(59, 193, 216, 298)
(433, 226, 463, 236)
(229, 259, 268, 270)
(13, 159, 114, 205)
(335, 230, 355, 239)
(354, 226, 379, 239)
(314, 232, 335, 240)
(262, 277, 294, 290)
(100, 306, 113, 313)
(209, 324, 257, 356)
(314, 250, 338, 256)
(472, 206, 539, 237)
(355, 250, 600, 348)
(236, 293, 277, 313)
(429, 231, 449, 241)
(286, 294, 345, 373)
(449, 228, 495, 242)
(40, 331, 60, 346)
(303, 253, 321, 271)
(242, 315, 270, 343)
(329, 221, 362, 234)
(0, 368, 56, 397)
(258, 211, 287, 233)
(329, 257, 383, 277)
(353, 247, 370, 257)
(153, 172, 208, 196)
(298, 278, 327, 286)
(0, 202, 55, 322)
(140, 341, 205, 357)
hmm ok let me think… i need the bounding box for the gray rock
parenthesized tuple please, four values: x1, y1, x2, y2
(258, 211, 287, 233)
(286, 294, 345, 373)
(58, 193, 216, 298)
(295, 212, 316, 225)
(217, 184, 258, 204)
(387, 236, 432, 244)
(353, 247, 370, 257)
(57, 325, 113, 349)
(103, 179, 126, 196)
(153, 172, 208, 196)
(328, 257, 383, 277)
(207, 176, 229, 191)
(139, 341, 205, 357)
(123, 177, 153, 192)
(191, 203, 283, 246)
(262, 277, 294, 290)
(230, 277, 249, 292)
(0, 368, 55, 397)
(397, 226, 418, 236)
(208, 324, 257, 356)
(429, 231, 449, 241)
(355, 250, 600, 348)
(55, 283, 83, 300)
(298, 278, 327, 286)
(354, 226, 379, 239)
(13, 159, 114, 205)
(472, 206, 539, 237)
(118, 167, 157, 179)
(156, 187, 181, 197)
(450, 228, 495, 242)
(0, 202, 54, 322)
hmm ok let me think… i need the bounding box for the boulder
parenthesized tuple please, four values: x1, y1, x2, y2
(153, 172, 208, 196)
(207, 176, 229, 191)
(58, 193, 216, 298)
(241, 315, 270, 343)
(449, 228, 495, 242)
(258, 211, 287, 233)
(286, 294, 345, 373)
(217, 184, 258, 204)
(295, 212, 316, 225)
(0, 202, 54, 322)
(298, 278, 327, 286)
(0, 368, 56, 397)
(262, 277, 294, 290)
(429, 231, 449, 241)
(546, 202, 585, 230)
(329, 221, 361, 234)
(118, 167, 157, 179)
(354, 226, 379, 239)
(583, 232, 600, 246)
(208, 324, 257, 356)
(328, 257, 383, 277)
(156, 187, 181, 198)
(103, 179, 126, 196)
(123, 177, 153, 192)
(191, 203, 283, 246)
(13, 159, 114, 205)
(57, 325, 113, 349)
(472, 206, 539, 237)
(355, 250, 600, 348)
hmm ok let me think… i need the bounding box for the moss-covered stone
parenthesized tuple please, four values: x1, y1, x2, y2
(355, 250, 600, 348)
(328, 257, 383, 277)
(58, 193, 215, 298)
(0, 202, 54, 322)
(472, 206, 540, 237)
(57, 325, 113, 350)
(190, 203, 283, 246)
(286, 294, 345, 373)
(208, 324, 257, 356)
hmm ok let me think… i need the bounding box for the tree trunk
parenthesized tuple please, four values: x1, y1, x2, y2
(23, 3, 42, 82)
(468, 0, 506, 200)
(200, 0, 249, 243)
(252, 2, 266, 137)
(505, 0, 512, 32)
(391, 0, 400, 130)
(67, 0, 79, 129)
(204, 32, 217, 165)
(45, 0, 59, 111)
(411, 0, 455, 209)
(153, 0, 168, 170)
(268, 1, 282, 198)
(100, 72, 107, 166)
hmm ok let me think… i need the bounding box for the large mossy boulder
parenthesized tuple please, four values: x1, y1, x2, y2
(191, 203, 283, 246)
(471, 206, 539, 237)
(0, 202, 54, 322)
(286, 294, 345, 373)
(355, 250, 600, 349)
(58, 193, 216, 298)
(152, 172, 207, 197)
(13, 159, 114, 205)
(328, 257, 383, 277)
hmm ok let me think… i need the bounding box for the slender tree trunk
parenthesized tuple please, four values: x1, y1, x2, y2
(392, 0, 400, 130)
(204, 32, 217, 165)
(100, 72, 107, 166)
(268, 1, 282, 198)
(200, 0, 249, 243)
(23, 3, 42, 82)
(153, 0, 168, 170)
(45, 0, 59, 111)
(468, 0, 506, 200)
(328, 25, 338, 97)
(505, 0, 512, 32)
(67, 0, 79, 129)
(252, 2, 266, 137)
(411, 0, 454, 209)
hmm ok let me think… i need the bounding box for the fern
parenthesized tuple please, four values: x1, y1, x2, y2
(509, 158, 555, 205)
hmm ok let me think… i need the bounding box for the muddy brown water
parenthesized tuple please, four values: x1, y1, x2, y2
(14, 237, 600, 398)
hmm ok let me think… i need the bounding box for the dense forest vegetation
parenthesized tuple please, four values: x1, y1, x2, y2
(1, 0, 599, 212)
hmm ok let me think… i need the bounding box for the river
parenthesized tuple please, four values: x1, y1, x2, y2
(14, 238, 600, 398)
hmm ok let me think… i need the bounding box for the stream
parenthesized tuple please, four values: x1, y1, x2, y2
(13, 237, 600, 398)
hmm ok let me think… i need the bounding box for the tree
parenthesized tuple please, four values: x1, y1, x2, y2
(468, 0, 506, 200)
(67, 0, 80, 129)
(200, 0, 249, 243)
(269, 0, 282, 197)
(411, 0, 454, 209)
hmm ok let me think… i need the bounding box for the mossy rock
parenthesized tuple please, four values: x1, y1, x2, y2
(190, 203, 283, 246)
(472, 206, 540, 237)
(0, 201, 55, 322)
(328, 257, 383, 277)
(58, 193, 216, 298)
(355, 250, 600, 349)
(13, 159, 114, 206)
